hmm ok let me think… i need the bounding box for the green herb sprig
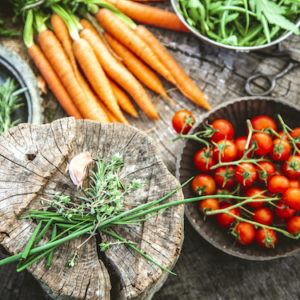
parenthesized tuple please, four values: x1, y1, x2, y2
(0, 78, 26, 135)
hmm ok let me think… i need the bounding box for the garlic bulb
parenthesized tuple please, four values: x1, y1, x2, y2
(68, 152, 94, 188)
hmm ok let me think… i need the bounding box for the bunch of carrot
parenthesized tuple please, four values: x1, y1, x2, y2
(22, 0, 210, 124)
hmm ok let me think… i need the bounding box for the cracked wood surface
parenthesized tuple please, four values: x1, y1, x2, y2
(0, 119, 184, 300)
(1, 1, 300, 299)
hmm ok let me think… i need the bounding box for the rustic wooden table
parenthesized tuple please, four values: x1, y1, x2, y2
(1, 2, 300, 299)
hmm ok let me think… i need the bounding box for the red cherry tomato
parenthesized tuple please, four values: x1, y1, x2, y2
(192, 174, 216, 196)
(268, 175, 290, 194)
(253, 207, 274, 225)
(210, 119, 235, 142)
(291, 127, 300, 148)
(270, 139, 291, 161)
(256, 228, 277, 248)
(234, 222, 256, 245)
(283, 188, 300, 210)
(250, 132, 273, 156)
(234, 163, 257, 187)
(214, 166, 236, 189)
(250, 115, 277, 132)
(172, 110, 195, 134)
(193, 148, 216, 173)
(235, 136, 249, 159)
(245, 187, 266, 208)
(199, 198, 220, 214)
(274, 201, 295, 219)
(278, 131, 288, 140)
(289, 179, 300, 188)
(215, 188, 232, 205)
(283, 156, 300, 180)
(216, 204, 240, 228)
(213, 140, 237, 162)
(256, 161, 276, 183)
(287, 216, 300, 235)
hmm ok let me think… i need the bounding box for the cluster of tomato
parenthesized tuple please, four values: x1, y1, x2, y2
(172, 110, 300, 248)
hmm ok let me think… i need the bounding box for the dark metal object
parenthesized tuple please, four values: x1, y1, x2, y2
(176, 97, 300, 261)
(0, 55, 32, 124)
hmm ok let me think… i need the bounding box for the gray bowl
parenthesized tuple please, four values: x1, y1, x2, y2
(0, 46, 42, 125)
(176, 97, 300, 260)
(171, 0, 300, 52)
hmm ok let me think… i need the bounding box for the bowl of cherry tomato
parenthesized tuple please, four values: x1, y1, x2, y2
(175, 96, 300, 260)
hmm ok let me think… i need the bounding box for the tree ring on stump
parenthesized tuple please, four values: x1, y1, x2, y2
(0, 118, 184, 300)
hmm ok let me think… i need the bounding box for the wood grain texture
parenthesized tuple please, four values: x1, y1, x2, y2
(0, 119, 184, 299)
(0, 1, 300, 299)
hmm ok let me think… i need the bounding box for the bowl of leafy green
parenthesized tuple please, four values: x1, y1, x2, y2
(171, 0, 300, 51)
(0, 46, 42, 134)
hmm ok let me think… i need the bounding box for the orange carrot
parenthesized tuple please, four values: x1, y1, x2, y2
(109, 79, 138, 118)
(96, 8, 175, 85)
(72, 37, 128, 124)
(80, 19, 101, 36)
(105, 0, 189, 32)
(38, 30, 110, 122)
(135, 25, 211, 110)
(104, 33, 174, 104)
(80, 27, 159, 119)
(28, 44, 82, 119)
(98, 100, 119, 123)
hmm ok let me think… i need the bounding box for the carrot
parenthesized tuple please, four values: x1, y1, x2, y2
(109, 79, 138, 118)
(38, 30, 110, 122)
(28, 44, 82, 119)
(104, 33, 174, 105)
(105, 0, 189, 32)
(98, 100, 120, 123)
(96, 8, 175, 85)
(80, 27, 159, 119)
(135, 25, 211, 110)
(72, 37, 129, 124)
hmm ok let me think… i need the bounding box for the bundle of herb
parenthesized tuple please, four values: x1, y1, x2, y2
(0, 78, 26, 135)
(178, 0, 300, 47)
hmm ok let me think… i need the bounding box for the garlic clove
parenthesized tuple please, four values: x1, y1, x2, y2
(68, 152, 94, 188)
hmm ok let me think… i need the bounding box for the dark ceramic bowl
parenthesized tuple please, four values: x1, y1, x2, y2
(176, 97, 300, 260)
(0, 46, 42, 125)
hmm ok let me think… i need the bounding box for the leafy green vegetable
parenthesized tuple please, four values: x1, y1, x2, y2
(179, 0, 300, 47)
(0, 78, 26, 135)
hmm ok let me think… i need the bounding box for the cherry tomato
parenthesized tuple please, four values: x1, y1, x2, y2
(234, 222, 256, 245)
(234, 163, 257, 187)
(270, 139, 291, 161)
(215, 188, 232, 205)
(289, 179, 300, 188)
(256, 228, 277, 248)
(250, 132, 273, 156)
(192, 174, 216, 196)
(283, 156, 300, 180)
(274, 201, 295, 219)
(253, 207, 274, 225)
(291, 127, 300, 148)
(213, 140, 237, 162)
(210, 119, 235, 142)
(287, 216, 300, 235)
(278, 131, 288, 140)
(172, 110, 195, 134)
(268, 175, 289, 194)
(216, 204, 240, 228)
(245, 187, 266, 208)
(193, 148, 216, 173)
(283, 188, 300, 210)
(214, 166, 236, 189)
(199, 198, 220, 214)
(235, 136, 249, 159)
(256, 161, 276, 183)
(250, 115, 277, 132)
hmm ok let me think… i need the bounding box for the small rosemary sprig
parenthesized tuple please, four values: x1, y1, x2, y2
(0, 78, 26, 135)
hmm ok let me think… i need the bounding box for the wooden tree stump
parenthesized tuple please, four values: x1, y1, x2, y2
(0, 118, 184, 300)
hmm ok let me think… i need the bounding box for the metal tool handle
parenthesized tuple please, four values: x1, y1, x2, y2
(245, 62, 295, 96)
